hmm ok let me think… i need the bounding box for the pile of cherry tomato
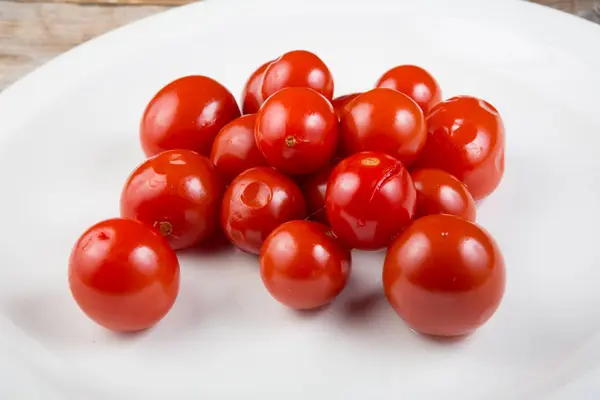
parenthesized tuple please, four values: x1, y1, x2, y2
(69, 50, 506, 338)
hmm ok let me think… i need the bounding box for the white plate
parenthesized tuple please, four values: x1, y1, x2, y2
(1, 0, 600, 398)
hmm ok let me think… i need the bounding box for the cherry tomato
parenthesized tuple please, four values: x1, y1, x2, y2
(412, 96, 505, 201)
(260, 220, 351, 310)
(411, 168, 476, 221)
(301, 162, 337, 225)
(120, 149, 224, 250)
(255, 87, 338, 175)
(326, 151, 416, 250)
(261, 50, 334, 101)
(241, 60, 272, 115)
(383, 214, 505, 337)
(221, 167, 307, 254)
(375, 65, 442, 114)
(210, 114, 267, 183)
(331, 92, 361, 121)
(340, 88, 426, 167)
(69, 218, 180, 332)
(140, 75, 241, 157)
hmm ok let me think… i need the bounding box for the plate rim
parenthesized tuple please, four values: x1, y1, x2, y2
(1, 0, 600, 397)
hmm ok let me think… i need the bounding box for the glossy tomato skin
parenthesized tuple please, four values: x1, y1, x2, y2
(383, 214, 505, 337)
(412, 96, 505, 201)
(261, 50, 334, 101)
(121, 149, 224, 250)
(255, 87, 338, 175)
(221, 167, 307, 254)
(340, 88, 426, 167)
(260, 220, 351, 310)
(301, 162, 337, 225)
(140, 75, 241, 157)
(210, 114, 267, 183)
(241, 61, 272, 115)
(326, 151, 416, 250)
(375, 65, 442, 114)
(329, 93, 361, 157)
(331, 92, 361, 121)
(411, 168, 476, 221)
(69, 218, 180, 332)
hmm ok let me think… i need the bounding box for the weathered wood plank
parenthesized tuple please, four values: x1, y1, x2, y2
(6, 0, 590, 9)
(0, 2, 168, 90)
(541, 0, 595, 13)
(5, 0, 587, 7)
(15, 0, 192, 6)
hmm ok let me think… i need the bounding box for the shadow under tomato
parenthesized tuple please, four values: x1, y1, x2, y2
(475, 197, 487, 209)
(149, 247, 265, 339)
(111, 326, 154, 341)
(342, 289, 387, 322)
(331, 291, 415, 348)
(335, 252, 388, 324)
(148, 285, 206, 335)
(178, 228, 233, 256)
(4, 288, 160, 348)
(410, 329, 475, 346)
(292, 302, 333, 319)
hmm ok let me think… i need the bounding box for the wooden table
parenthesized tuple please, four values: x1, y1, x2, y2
(0, 0, 597, 90)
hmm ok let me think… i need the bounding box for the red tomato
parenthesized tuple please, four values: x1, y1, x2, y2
(375, 65, 442, 114)
(326, 151, 416, 250)
(120, 149, 224, 250)
(383, 214, 505, 337)
(241, 61, 272, 115)
(412, 96, 505, 201)
(210, 114, 267, 183)
(340, 88, 426, 167)
(260, 220, 351, 310)
(69, 218, 180, 332)
(301, 162, 337, 225)
(140, 75, 241, 157)
(411, 168, 476, 221)
(221, 167, 307, 254)
(331, 92, 361, 121)
(255, 87, 338, 175)
(261, 50, 334, 101)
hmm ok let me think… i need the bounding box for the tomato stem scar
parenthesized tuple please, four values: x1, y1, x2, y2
(155, 221, 173, 236)
(285, 136, 296, 147)
(361, 157, 380, 166)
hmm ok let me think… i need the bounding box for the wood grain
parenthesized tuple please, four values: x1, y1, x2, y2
(538, 0, 595, 12)
(16, 0, 191, 6)
(0, 2, 168, 89)
(0, 0, 597, 90)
